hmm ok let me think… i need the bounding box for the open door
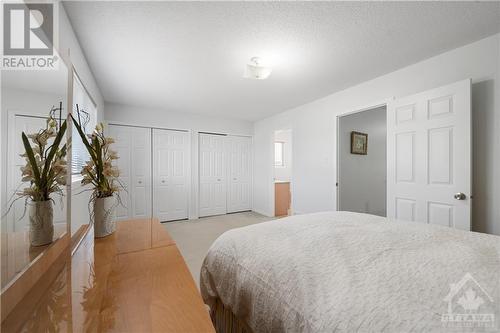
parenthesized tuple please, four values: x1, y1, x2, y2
(387, 79, 471, 230)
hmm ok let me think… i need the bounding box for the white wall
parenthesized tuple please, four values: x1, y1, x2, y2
(253, 33, 500, 236)
(104, 102, 254, 219)
(338, 106, 386, 217)
(274, 130, 292, 182)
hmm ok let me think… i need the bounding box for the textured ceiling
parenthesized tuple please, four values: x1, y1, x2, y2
(63, 1, 500, 121)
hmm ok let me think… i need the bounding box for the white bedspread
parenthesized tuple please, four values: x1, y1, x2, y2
(200, 211, 500, 333)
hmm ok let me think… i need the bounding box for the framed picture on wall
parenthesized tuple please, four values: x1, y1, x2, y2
(351, 131, 368, 155)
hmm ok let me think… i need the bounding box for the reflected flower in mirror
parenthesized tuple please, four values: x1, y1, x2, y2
(11, 110, 67, 246)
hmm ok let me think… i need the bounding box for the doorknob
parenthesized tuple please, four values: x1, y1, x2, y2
(138, 180, 142, 184)
(217, 178, 221, 181)
(454, 192, 466, 200)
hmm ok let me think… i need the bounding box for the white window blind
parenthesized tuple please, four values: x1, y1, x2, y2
(71, 73, 96, 176)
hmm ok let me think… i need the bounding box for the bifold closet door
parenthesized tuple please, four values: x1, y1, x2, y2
(108, 125, 152, 221)
(153, 129, 189, 222)
(199, 134, 227, 217)
(227, 136, 252, 213)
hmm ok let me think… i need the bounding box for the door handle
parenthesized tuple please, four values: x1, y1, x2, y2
(217, 179, 221, 181)
(454, 192, 466, 200)
(138, 180, 142, 184)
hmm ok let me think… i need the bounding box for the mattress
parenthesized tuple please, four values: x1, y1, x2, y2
(200, 211, 500, 332)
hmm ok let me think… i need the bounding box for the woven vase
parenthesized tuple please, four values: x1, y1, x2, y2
(94, 195, 116, 238)
(29, 200, 54, 246)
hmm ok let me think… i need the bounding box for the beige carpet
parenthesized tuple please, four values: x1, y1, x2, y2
(163, 211, 273, 288)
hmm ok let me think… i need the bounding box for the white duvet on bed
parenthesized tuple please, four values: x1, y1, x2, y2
(200, 211, 500, 333)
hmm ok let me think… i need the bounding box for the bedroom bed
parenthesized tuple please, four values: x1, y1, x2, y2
(200, 211, 500, 333)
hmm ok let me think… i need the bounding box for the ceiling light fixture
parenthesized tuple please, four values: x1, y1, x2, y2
(243, 57, 272, 80)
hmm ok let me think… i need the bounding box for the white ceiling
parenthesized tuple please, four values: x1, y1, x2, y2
(63, 1, 500, 121)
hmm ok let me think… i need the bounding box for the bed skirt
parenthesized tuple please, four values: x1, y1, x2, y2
(210, 298, 253, 333)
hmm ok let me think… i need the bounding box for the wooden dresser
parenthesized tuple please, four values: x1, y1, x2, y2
(1, 218, 215, 333)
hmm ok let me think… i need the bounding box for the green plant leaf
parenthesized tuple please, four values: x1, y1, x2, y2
(21, 132, 41, 184)
(94, 136, 104, 180)
(42, 120, 67, 182)
(59, 143, 67, 158)
(70, 114, 97, 161)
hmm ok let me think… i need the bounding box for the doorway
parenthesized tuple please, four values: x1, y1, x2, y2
(274, 129, 292, 217)
(337, 106, 387, 217)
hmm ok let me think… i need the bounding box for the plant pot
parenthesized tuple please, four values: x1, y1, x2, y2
(29, 200, 54, 246)
(94, 195, 116, 238)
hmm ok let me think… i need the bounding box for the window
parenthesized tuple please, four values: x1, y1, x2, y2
(274, 142, 284, 167)
(71, 72, 97, 176)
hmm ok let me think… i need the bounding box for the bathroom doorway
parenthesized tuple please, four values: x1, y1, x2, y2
(274, 129, 292, 217)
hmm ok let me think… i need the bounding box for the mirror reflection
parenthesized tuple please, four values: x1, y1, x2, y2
(1, 59, 69, 289)
(70, 72, 97, 240)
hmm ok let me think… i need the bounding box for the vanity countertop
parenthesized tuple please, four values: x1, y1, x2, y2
(274, 180, 290, 184)
(2, 218, 215, 333)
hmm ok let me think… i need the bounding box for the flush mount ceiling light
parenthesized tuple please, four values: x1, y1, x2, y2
(243, 57, 272, 80)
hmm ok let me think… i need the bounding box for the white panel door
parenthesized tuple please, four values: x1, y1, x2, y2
(108, 125, 152, 221)
(153, 129, 189, 222)
(108, 125, 131, 221)
(129, 127, 152, 219)
(227, 136, 252, 213)
(199, 133, 227, 217)
(387, 79, 471, 230)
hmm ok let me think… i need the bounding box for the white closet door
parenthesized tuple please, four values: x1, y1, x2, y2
(199, 133, 227, 217)
(153, 129, 189, 222)
(8, 115, 66, 232)
(227, 136, 252, 213)
(129, 127, 152, 219)
(108, 125, 152, 221)
(387, 79, 471, 230)
(108, 125, 131, 220)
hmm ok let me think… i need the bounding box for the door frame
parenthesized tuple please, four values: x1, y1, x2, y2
(271, 128, 293, 217)
(335, 100, 391, 212)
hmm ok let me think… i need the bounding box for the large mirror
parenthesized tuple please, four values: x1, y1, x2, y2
(70, 71, 97, 243)
(1, 56, 69, 290)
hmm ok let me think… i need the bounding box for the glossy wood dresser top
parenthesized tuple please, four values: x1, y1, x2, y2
(2, 218, 215, 333)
